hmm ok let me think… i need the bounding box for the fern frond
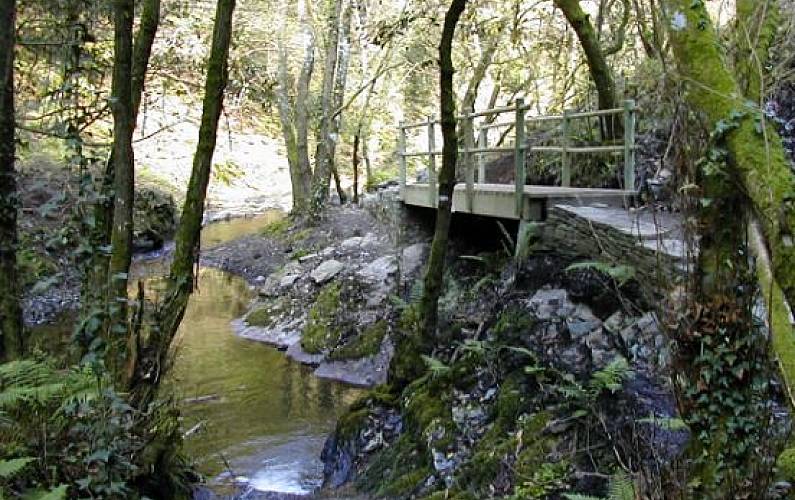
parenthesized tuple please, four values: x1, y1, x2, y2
(563, 494, 604, 500)
(608, 471, 635, 500)
(590, 357, 633, 394)
(27, 484, 69, 500)
(0, 457, 36, 478)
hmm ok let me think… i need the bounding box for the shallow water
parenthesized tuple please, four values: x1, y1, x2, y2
(170, 267, 362, 494)
(35, 214, 363, 496)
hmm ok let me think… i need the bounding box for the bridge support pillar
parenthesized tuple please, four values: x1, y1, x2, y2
(515, 219, 544, 264)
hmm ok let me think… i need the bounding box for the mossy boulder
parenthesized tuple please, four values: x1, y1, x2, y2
(329, 320, 388, 361)
(133, 186, 177, 251)
(301, 282, 342, 354)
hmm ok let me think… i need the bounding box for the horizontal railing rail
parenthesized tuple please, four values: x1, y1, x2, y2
(397, 99, 637, 216)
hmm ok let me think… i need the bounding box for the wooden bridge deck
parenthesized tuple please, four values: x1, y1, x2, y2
(396, 99, 639, 223)
(401, 182, 635, 220)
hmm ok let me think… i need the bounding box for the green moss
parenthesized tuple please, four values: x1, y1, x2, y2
(260, 218, 291, 238)
(329, 321, 388, 361)
(378, 467, 432, 498)
(335, 407, 370, 441)
(301, 282, 342, 354)
(245, 304, 275, 327)
(404, 384, 453, 444)
(492, 306, 535, 339)
(777, 447, 795, 480)
(492, 371, 528, 430)
(422, 490, 477, 500)
(514, 412, 553, 479)
(356, 434, 429, 495)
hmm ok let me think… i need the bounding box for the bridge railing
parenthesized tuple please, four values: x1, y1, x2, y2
(397, 99, 637, 217)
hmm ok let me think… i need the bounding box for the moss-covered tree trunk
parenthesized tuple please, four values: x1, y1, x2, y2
(664, 0, 795, 322)
(663, 0, 795, 492)
(735, 0, 779, 101)
(554, 0, 620, 138)
(106, 0, 136, 372)
(0, 0, 23, 361)
(127, 0, 236, 407)
(79, 0, 161, 357)
(418, 0, 467, 339)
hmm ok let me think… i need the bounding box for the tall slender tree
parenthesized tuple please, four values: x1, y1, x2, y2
(80, 0, 161, 357)
(0, 0, 23, 361)
(127, 0, 237, 407)
(418, 0, 467, 339)
(106, 0, 136, 373)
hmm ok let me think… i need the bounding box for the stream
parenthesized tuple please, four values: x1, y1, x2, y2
(38, 214, 364, 497)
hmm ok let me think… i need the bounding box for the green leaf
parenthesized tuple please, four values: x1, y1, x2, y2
(26, 484, 69, 500)
(0, 457, 36, 478)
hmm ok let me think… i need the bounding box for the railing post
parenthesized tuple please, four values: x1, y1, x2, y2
(398, 121, 406, 200)
(465, 114, 475, 213)
(477, 127, 487, 183)
(561, 109, 571, 187)
(427, 116, 437, 207)
(623, 99, 636, 192)
(514, 98, 526, 218)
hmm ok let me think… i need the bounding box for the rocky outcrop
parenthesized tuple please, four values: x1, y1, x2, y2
(232, 206, 430, 387)
(321, 256, 686, 499)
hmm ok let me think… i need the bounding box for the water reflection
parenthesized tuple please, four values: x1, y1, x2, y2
(169, 268, 362, 492)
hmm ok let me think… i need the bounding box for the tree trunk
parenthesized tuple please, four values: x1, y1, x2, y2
(295, 0, 315, 212)
(128, 0, 236, 406)
(0, 0, 23, 361)
(79, 0, 161, 356)
(664, 0, 795, 318)
(276, 34, 304, 211)
(418, 0, 467, 339)
(554, 0, 619, 137)
(735, 0, 779, 101)
(352, 133, 359, 203)
(106, 0, 136, 372)
(664, 0, 795, 490)
(311, 0, 352, 216)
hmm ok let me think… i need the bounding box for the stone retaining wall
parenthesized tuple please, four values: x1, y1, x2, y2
(541, 204, 691, 285)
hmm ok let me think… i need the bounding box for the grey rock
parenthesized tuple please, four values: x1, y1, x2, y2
(320, 246, 336, 257)
(358, 255, 398, 282)
(401, 243, 428, 276)
(279, 274, 300, 287)
(311, 259, 344, 284)
(298, 252, 319, 262)
(314, 337, 394, 387)
(258, 276, 281, 297)
(604, 311, 628, 334)
(527, 288, 574, 320)
(340, 236, 363, 249)
(286, 341, 325, 365)
(361, 232, 379, 248)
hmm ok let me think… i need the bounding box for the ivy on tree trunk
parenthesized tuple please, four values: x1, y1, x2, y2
(0, 0, 23, 361)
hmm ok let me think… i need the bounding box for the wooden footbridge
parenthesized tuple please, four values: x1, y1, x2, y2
(397, 99, 638, 222)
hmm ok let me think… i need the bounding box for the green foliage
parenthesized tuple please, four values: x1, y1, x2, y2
(563, 471, 635, 500)
(0, 457, 36, 478)
(260, 217, 291, 238)
(211, 159, 244, 186)
(0, 357, 191, 498)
